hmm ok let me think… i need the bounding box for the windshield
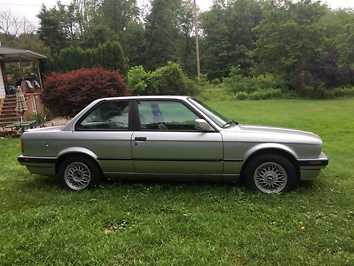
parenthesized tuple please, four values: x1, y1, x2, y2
(188, 98, 235, 128)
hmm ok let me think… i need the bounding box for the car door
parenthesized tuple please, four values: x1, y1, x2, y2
(131, 99, 223, 179)
(72, 100, 135, 178)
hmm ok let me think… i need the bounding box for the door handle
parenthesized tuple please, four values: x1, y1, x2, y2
(135, 137, 147, 141)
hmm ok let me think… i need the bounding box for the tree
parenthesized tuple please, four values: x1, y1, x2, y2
(37, 5, 69, 53)
(175, 0, 197, 77)
(200, 0, 262, 80)
(200, 9, 232, 80)
(337, 14, 354, 67)
(119, 22, 145, 67)
(143, 0, 182, 70)
(99, 0, 139, 34)
(96, 41, 128, 75)
(252, 0, 328, 87)
(294, 49, 354, 94)
(0, 10, 35, 36)
(17, 33, 50, 55)
(0, 10, 20, 35)
(79, 24, 114, 49)
(225, 0, 262, 74)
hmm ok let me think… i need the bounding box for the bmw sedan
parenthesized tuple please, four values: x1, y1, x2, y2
(18, 96, 328, 193)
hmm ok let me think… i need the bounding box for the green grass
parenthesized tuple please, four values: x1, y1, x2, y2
(1, 98, 354, 265)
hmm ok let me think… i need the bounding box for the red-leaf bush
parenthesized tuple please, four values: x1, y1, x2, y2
(42, 68, 130, 117)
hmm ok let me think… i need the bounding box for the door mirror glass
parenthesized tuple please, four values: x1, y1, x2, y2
(194, 119, 214, 131)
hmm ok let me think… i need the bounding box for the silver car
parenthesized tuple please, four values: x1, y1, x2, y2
(18, 96, 328, 193)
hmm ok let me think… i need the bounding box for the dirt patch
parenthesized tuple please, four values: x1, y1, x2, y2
(313, 108, 324, 111)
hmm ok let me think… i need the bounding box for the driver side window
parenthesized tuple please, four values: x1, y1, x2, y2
(137, 100, 200, 131)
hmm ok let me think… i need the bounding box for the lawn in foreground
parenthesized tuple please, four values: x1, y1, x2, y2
(0, 98, 353, 266)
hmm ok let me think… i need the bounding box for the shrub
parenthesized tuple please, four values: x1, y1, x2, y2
(198, 73, 210, 87)
(128, 62, 199, 96)
(294, 49, 354, 97)
(223, 66, 257, 93)
(45, 108, 54, 121)
(255, 74, 281, 89)
(211, 78, 221, 86)
(45, 42, 128, 76)
(96, 42, 128, 76)
(149, 62, 190, 95)
(331, 87, 354, 98)
(223, 66, 282, 94)
(128, 66, 150, 95)
(249, 89, 283, 100)
(27, 113, 45, 125)
(198, 89, 236, 101)
(42, 68, 130, 117)
(236, 92, 248, 100)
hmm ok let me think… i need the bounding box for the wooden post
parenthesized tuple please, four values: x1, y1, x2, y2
(37, 61, 43, 90)
(193, 0, 201, 85)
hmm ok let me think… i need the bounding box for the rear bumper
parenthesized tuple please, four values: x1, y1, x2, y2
(18, 155, 57, 176)
(298, 152, 328, 180)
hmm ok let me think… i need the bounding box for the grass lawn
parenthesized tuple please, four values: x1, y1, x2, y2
(0, 98, 353, 266)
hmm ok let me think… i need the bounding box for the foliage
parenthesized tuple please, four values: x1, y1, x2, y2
(337, 16, 354, 68)
(223, 66, 281, 94)
(26, 0, 354, 95)
(45, 107, 54, 121)
(128, 62, 199, 96)
(223, 66, 257, 93)
(45, 42, 128, 76)
(198, 88, 236, 101)
(294, 49, 354, 95)
(252, 0, 328, 86)
(96, 41, 128, 75)
(27, 113, 45, 125)
(99, 0, 139, 34)
(198, 87, 284, 101)
(2, 98, 354, 265)
(175, 0, 196, 77)
(143, 0, 182, 71)
(200, 0, 262, 80)
(41, 68, 130, 117)
(127, 65, 150, 95)
(37, 4, 70, 53)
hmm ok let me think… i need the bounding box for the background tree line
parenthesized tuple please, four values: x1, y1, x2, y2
(1, 0, 354, 97)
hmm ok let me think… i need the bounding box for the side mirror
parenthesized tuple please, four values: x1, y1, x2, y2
(195, 119, 214, 131)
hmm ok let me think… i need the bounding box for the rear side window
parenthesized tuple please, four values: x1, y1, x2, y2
(77, 101, 130, 130)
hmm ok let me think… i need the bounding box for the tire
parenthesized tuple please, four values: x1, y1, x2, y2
(59, 155, 100, 191)
(244, 154, 297, 194)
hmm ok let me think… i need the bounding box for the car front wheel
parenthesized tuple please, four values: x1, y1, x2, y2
(244, 154, 297, 194)
(59, 156, 100, 191)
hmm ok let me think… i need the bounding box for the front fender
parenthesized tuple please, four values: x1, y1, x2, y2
(243, 143, 299, 161)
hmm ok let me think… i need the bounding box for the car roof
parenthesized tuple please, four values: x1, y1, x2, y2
(99, 95, 191, 101)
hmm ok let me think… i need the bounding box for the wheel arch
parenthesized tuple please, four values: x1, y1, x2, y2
(240, 145, 300, 181)
(55, 148, 101, 176)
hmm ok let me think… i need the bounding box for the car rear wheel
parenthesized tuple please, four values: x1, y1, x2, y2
(244, 154, 297, 194)
(59, 156, 100, 191)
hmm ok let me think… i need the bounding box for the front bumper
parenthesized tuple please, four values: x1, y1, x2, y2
(298, 152, 328, 180)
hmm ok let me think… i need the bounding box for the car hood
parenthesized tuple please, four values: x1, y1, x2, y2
(221, 124, 322, 145)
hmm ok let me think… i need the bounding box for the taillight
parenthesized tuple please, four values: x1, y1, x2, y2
(21, 141, 24, 153)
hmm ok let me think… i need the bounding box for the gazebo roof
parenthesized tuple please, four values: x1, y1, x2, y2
(0, 46, 47, 63)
